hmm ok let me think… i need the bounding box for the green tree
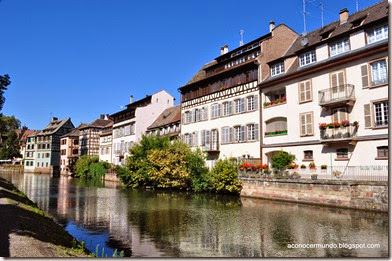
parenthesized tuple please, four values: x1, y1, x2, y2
(210, 159, 242, 194)
(0, 116, 21, 160)
(0, 74, 11, 112)
(75, 155, 109, 179)
(271, 150, 296, 172)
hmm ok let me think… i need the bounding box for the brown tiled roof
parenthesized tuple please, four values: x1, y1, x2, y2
(100, 130, 112, 137)
(60, 128, 80, 138)
(283, 0, 388, 58)
(79, 119, 113, 130)
(147, 105, 181, 130)
(19, 130, 36, 144)
(186, 61, 217, 85)
(38, 118, 73, 136)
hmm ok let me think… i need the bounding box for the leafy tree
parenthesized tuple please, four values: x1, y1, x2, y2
(210, 159, 242, 194)
(0, 130, 21, 159)
(271, 150, 296, 172)
(0, 74, 11, 112)
(75, 155, 109, 179)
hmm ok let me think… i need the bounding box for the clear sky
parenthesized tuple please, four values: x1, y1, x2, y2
(0, 0, 382, 129)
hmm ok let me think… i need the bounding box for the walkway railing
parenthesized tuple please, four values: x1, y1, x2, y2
(239, 165, 388, 182)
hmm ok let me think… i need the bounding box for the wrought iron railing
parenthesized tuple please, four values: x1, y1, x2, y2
(318, 84, 355, 105)
(320, 123, 358, 141)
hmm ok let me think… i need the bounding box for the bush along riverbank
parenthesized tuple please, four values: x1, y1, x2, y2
(112, 135, 242, 194)
(0, 177, 92, 257)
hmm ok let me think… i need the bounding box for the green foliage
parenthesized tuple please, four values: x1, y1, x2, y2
(271, 150, 296, 172)
(75, 155, 109, 179)
(0, 74, 11, 112)
(210, 159, 242, 194)
(116, 135, 239, 194)
(0, 115, 21, 160)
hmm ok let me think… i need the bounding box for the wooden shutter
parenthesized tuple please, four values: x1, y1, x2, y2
(300, 114, 306, 136)
(331, 73, 338, 87)
(181, 113, 185, 124)
(305, 81, 312, 101)
(204, 107, 208, 120)
(254, 95, 259, 110)
(194, 131, 198, 146)
(364, 104, 371, 128)
(229, 127, 233, 143)
(306, 113, 313, 135)
(201, 130, 205, 146)
(218, 104, 222, 117)
(191, 110, 195, 123)
(361, 65, 369, 88)
(240, 125, 246, 141)
(337, 71, 345, 86)
(299, 82, 305, 102)
(254, 124, 259, 140)
(241, 98, 245, 112)
(228, 101, 232, 115)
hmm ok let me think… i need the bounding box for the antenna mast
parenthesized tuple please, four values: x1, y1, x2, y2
(355, 0, 359, 12)
(303, 0, 307, 33)
(239, 29, 244, 46)
(319, 2, 324, 27)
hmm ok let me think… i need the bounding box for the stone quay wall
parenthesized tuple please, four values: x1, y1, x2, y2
(240, 178, 388, 212)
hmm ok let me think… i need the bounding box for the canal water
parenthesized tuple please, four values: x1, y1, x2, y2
(0, 172, 388, 257)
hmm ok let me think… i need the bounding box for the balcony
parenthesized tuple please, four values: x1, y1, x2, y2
(320, 122, 358, 143)
(202, 142, 220, 152)
(318, 84, 355, 108)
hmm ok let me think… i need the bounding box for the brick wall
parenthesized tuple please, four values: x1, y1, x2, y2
(241, 179, 388, 212)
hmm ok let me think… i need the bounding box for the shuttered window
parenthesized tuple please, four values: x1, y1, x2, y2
(332, 107, 348, 122)
(330, 71, 345, 87)
(202, 107, 208, 120)
(300, 112, 313, 136)
(265, 117, 287, 132)
(377, 146, 388, 158)
(361, 65, 369, 88)
(234, 126, 245, 142)
(211, 104, 220, 118)
(193, 131, 199, 146)
(223, 101, 232, 116)
(247, 124, 259, 141)
(234, 98, 245, 113)
(364, 104, 372, 128)
(299, 80, 312, 103)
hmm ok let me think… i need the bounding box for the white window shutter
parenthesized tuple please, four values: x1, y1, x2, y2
(364, 104, 371, 128)
(201, 130, 205, 145)
(254, 95, 259, 110)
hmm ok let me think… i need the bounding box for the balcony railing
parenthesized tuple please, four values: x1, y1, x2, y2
(320, 123, 358, 142)
(318, 84, 355, 106)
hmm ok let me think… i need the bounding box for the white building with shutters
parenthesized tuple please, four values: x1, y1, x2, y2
(260, 2, 388, 167)
(109, 90, 174, 165)
(179, 23, 298, 167)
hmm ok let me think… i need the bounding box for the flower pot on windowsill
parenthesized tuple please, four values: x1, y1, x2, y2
(311, 174, 318, 180)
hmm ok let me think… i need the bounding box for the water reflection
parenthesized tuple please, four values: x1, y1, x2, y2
(0, 172, 388, 257)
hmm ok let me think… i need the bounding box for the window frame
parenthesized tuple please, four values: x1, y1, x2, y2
(376, 146, 388, 159)
(329, 38, 350, 57)
(298, 79, 313, 104)
(270, 62, 285, 77)
(299, 112, 314, 137)
(299, 50, 316, 67)
(303, 150, 314, 161)
(369, 58, 388, 87)
(367, 24, 388, 44)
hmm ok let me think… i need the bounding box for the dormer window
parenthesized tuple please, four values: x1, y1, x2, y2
(330, 39, 350, 56)
(270, 62, 285, 77)
(299, 50, 316, 67)
(367, 24, 388, 44)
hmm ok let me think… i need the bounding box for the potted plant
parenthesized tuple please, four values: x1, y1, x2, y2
(319, 123, 327, 130)
(300, 164, 306, 169)
(293, 171, 301, 179)
(341, 120, 350, 127)
(333, 121, 341, 128)
(321, 164, 327, 170)
(333, 170, 342, 179)
(311, 173, 318, 180)
(263, 101, 271, 107)
(309, 162, 316, 169)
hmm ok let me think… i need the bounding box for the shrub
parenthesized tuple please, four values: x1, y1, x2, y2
(210, 159, 242, 194)
(309, 162, 316, 169)
(75, 155, 109, 179)
(271, 150, 296, 172)
(321, 164, 327, 169)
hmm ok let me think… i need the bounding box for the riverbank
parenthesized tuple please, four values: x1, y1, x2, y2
(0, 177, 92, 257)
(240, 178, 388, 212)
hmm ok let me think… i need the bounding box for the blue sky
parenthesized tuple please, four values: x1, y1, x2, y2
(0, 0, 381, 129)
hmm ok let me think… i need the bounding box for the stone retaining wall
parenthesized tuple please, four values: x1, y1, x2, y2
(240, 178, 388, 212)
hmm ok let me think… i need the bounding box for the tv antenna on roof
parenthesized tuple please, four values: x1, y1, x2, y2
(355, 0, 359, 12)
(319, 2, 324, 27)
(302, 0, 307, 33)
(239, 29, 244, 46)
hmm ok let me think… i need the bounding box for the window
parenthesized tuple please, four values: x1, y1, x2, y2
(300, 112, 313, 136)
(332, 107, 348, 122)
(221, 127, 232, 144)
(299, 80, 312, 103)
(271, 62, 285, 76)
(377, 146, 388, 159)
(234, 126, 245, 142)
(247, 95, 258, 111)
(185, 134, 192, 146)
(370, 60, 388, 86)
(299, 50, 316, 67)
(46, 153, 50, 158)
(185, 111, 191, 123)
(367, 24, 388, 44)
(247, 124, 259, 141)
(222, 102, 232, 116)
(74, 139, 79, 145)
(234, 98, 245, 114)
(265, 117, 287, 132)
(330, 39, 350, 56)
(304, 150, 313, 160)
(336, 148, 348, 159)
(125, 125, 131, 136)
(202, 107, 208, 120)
(192, 131, 199, 146)
(38, 153, 40, 158)
(194, 109, 201, 122)
(211, 104, 220, 118)
(46, 162, 49, 167)
(211, 130, 219, 150)
(374, 101, 388, 127)
(61, 139, 66, 145)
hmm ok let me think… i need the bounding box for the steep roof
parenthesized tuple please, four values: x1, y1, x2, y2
(60, 128, 80, 138)
(37, 118, 73, 136)
(283, 0, 388, 58)
(147, 105, 181, 130)
(19, 130, 36, 144)
(79, 119, 113, 130)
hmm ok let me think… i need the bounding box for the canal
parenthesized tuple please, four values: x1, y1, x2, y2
(0, 172, 388, 257)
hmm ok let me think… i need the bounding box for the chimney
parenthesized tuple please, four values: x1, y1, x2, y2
(100, 114, 105, 120)
(339, 8, 349, 24)
(130, 95, 133, 104)
(220, 45, 229, 55)
(51, 117, 58, 121)
(269, 20, 275, 32)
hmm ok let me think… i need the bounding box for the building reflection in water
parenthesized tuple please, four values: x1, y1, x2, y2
(0, 172, 388, 257)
